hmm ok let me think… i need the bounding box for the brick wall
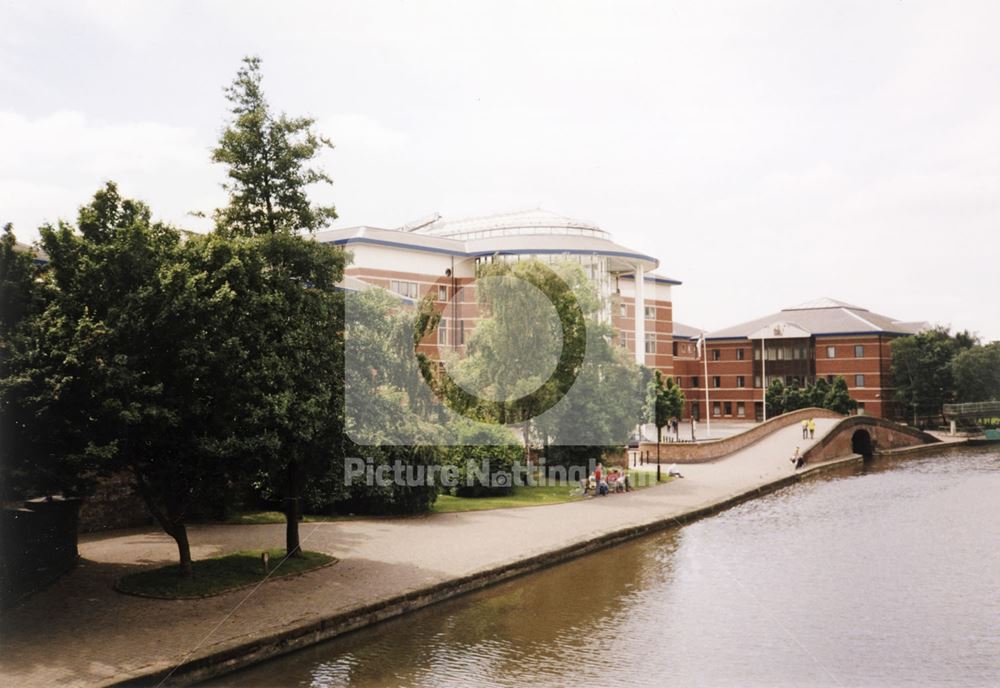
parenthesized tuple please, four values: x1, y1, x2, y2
(635, 407, 843, 463)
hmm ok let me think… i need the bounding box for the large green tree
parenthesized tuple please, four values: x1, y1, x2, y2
(2, 184, 253, 574)
(950, 342, 1000, 403)
(212, 56, 337, 236)
(234, 233, 346, 555)
(892, 327, 976, 420)
(212, 55, 348, 555)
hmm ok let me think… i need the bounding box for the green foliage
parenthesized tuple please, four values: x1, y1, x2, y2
(950, 342, 1000, 403)
(765, 376, 856, 416)
(892, 327, 977, 417)
(0, 184, 258, 573)
(444, 421, 521, 497)
(645, 370, 684, 442)
(0, 224, 47, 337)
(765, 379, 786, 417)
(823, 376, 857, 414)
(212, 56, 337, 236)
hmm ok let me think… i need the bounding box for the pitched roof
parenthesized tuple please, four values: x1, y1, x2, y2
(672, 321, 705, 340)
(706, 298, 928, 339)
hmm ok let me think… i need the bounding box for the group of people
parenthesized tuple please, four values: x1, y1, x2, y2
(800, 418, 817, 439)
(664, 416, 699, 442)
(584, 463, 629, 496)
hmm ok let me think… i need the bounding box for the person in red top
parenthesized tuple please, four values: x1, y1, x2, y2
(594, 463, 606, 496)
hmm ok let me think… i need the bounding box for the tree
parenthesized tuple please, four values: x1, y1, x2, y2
(2, 184, 255, 575)
(765, 379, 786, 417)
(645, 370, 684, 481)
(951, 343, 1000, 403)
(0, 224, 47, 338)
(212, 56, 337, 236)
(892, 327, 976, 421)
(232, 233, 346, 556)
(212, 56, 348, 555)
(823, 376, 857, 415)
(0, 224, 62, 501)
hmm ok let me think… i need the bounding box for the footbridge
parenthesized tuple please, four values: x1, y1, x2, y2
(638, 407, 942, 466)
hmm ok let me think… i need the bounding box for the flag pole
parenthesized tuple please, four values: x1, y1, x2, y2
(761, 336, 767, 422)
(702, 334, 711, 439)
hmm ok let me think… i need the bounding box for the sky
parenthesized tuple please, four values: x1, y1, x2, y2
(2, 1, 998, 340)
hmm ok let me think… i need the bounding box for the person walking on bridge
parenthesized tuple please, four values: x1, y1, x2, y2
(801, 419, 809, 439)
(808, 418, 816, 439)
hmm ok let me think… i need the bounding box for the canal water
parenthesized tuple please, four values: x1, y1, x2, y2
(212, 447, 1000, 687)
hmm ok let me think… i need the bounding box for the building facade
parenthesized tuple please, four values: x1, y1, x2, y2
(673, 298, 927, 421)
(321, 211, 924, 421)
(319, 209, 680, 372)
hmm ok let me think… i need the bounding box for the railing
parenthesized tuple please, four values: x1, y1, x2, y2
(942, 401, 1000, 418)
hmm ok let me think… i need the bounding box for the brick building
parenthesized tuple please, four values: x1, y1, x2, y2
(673, 298, 927, 421)
(320, 211, 925, 422)
(319, 209, 678, 371)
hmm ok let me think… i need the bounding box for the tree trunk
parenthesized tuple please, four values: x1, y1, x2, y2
(173, 524, 194, 578)
(656, 427, 662, 482)
(130, 466, 193, 577)
(285, 460, 302, 557)
(522, 420, 531, 483)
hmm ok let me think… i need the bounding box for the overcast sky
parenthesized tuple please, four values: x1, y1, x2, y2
(2, 1, 998, 340)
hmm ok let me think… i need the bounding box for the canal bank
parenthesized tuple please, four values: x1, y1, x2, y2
(0, 417, 961, 687)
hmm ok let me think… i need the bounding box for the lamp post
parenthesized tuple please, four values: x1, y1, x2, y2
(761, 336, 767, 422)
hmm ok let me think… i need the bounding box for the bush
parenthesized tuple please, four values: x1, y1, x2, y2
(445, 422, 520, 497)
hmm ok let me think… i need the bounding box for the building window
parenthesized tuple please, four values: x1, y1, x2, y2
(644, 333, 656, 354)
(855, 344, 865, 357)
(737, 375, 745, 388)
(754, 346, 761, 360)
(754, 375, 762, 388)
(712, 401, 721, 417)
(826, 345, 836, 358)
(737, 402, 746, 417)
(855, 374, 865, 388)
(691, 376, 699, 388)
(644, 305, 656, 320)
(713, 376, 721, 388)
(390, 280, 418, 299)
(737, 349, 745, 361)
(827, 374, 835, 383)
(619, 303, 627, 317)
(438, 319, 448, 345)
(724, 402, 733, 416)
(712, 349, 721, 361)
(437, 285, 448, 301)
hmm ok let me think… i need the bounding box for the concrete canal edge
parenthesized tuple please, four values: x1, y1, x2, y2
(115, 447, 960, 687)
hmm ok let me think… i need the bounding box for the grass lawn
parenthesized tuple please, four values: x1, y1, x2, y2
(116, 548, 335, 599)
(432, 472, 671, 514)
(224, 511, 350, 525)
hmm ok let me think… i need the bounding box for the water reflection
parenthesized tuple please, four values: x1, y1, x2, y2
(211, 447, 1000, 688)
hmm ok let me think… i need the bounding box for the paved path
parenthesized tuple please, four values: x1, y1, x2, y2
(1, 419, 844, 686)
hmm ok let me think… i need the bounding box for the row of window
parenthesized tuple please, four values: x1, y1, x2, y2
(712, 401, 747, 418)
(389, 280, 468, 303)
(617, 304, 660, 320)
(683, 373, 868, 389)
(705, 344, 869, 361)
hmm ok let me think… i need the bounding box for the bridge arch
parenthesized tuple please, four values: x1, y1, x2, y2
(851, 429, 874, 460)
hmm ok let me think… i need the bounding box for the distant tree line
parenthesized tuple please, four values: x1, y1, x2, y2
(891, 327, 1000, 423)
(765, 376, 857, 417)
